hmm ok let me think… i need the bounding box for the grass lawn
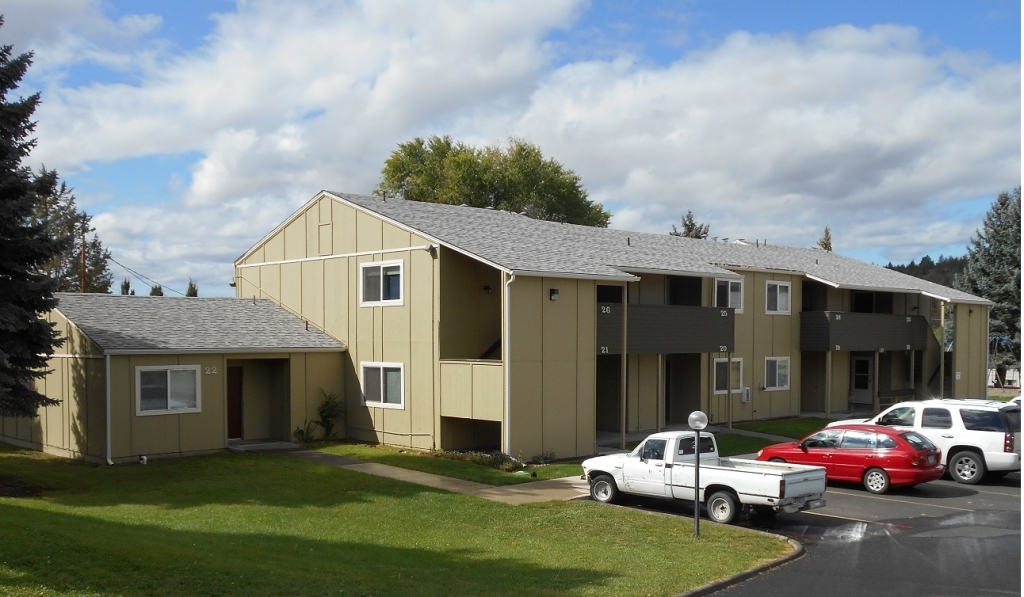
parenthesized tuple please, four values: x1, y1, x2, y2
(0, 444, 788, 597)
(733, 417, 833, 440)
(714, 434, 777, 456)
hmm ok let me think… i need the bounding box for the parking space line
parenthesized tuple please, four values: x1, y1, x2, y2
(823, 491, 974, 514)
(804, 511, 875, 524)
(969, 489, 1021, 498)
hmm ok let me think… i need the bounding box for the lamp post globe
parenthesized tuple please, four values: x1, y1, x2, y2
(688, 411, 708, 430)
(688, 410, 708, 537)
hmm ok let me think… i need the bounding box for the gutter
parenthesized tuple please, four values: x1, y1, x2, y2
(105, 353, 113, 465)
(503, 272, 516, 454)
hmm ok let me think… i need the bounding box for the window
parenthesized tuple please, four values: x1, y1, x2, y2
(362, 362, 404, 408)
(715, 278, 743, 312)
(640, 439, 667, 461)
(900, 431, 936, 451)
(136, 366, 201, 415)
(714, 358, 742, 394)
(360, 260, 403, 306)
(922, 408, 953, 429)
(839, 430, 876, 449)
(959, 409, 1007, 432)
(766, 282, 791, 314)
(878, 406, 916, 426)
(764, 357, 790, 390)
(677, 435, 716, 455)
(877, 434, 898, 449)
(802, 429, 841, 449)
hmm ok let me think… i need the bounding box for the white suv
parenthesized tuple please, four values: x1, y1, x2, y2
(829, 399, 1021, 484)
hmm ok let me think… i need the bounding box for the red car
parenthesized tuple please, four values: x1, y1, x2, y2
(755, 424, 944, 494)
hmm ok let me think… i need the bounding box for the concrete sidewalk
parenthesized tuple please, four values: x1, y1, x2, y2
(285, 449, 592, 504)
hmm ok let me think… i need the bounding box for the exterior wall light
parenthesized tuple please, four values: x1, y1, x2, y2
(483, 285, 493, 294)
(549, 288, 559, 301)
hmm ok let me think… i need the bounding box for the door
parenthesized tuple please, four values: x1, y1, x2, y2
(850, 356, 874, 405)
(795, 429, 843, 477)
(919, 407, 955, 464)
(227, 366, 243, 439)
(832, 429, 877, 482)
(621, 438, 669, 496)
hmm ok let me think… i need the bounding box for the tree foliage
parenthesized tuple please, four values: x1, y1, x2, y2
(885, 254, 967, 288)
(185, 278, 198, 297)
(955, 187, 1021, 375)
(0, 28, 66, 417)
(120, 277, 134, 295)
(817, 227, 832, 252)
(149, 285, 164, 296)
(374, 135, 611, 226)
(33, 169, 112, 293)
(669, 210, 710, 238)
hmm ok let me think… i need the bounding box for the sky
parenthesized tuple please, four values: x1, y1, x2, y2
(3, 0, 1020, 297)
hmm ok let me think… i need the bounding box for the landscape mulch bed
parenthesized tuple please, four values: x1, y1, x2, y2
(0, 475, 43, 498)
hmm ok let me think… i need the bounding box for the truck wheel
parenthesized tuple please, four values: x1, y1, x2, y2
(706, 491, 739, 524)
(863, 468, 890, 494)
(949, 451, 985, 485)
(590, 474, 619, 504)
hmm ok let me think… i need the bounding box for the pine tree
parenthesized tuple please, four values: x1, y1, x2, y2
(0, 27, 66, 417)
(185, 278, 198, 297)
(955, 187, 1021, 383)
(817, 227, 833, 252)
(120, 277, 131, 295)
(669, 210, 710, 238)
(149, 285, 164, 296)
(33, 170, 112, 292)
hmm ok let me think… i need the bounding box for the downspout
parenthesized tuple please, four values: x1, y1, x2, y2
(105, 353, 113, 465)
(502, 272, 516, 454)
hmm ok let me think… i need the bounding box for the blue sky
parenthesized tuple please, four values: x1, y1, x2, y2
(4, 0, 1020, 296)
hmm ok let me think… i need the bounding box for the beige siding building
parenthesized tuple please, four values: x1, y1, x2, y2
(233, 191, 992, 459)
(1, 294, 345, 463)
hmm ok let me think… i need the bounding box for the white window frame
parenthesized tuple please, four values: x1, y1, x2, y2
(714, 358, 743, 395)
(135, 365, 202, 416)
(714, 278, 743, 313)
(764, 357, 791, 391)
(361, 361, 405, 409)
(765, 281, 791, 315)
(359, 259, 404, 307)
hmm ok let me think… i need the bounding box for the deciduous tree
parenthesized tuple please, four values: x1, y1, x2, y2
(375, 135, 611, 226)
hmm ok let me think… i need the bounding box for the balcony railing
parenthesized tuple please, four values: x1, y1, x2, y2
(597, 303, 735, 355)
(800, 312, 929, 352)
(439, 360, 503, 422)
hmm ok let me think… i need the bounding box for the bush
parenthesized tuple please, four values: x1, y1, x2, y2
(316, 389, 345, 440)
(530, 450, 557, 464)
(427, 449, 524, 472)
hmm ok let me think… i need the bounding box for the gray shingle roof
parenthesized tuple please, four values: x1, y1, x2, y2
(54, 294, 346, 354)
(329, 191, 989, 305)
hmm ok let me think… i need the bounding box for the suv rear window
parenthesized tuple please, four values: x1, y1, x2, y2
(959, 409, 1007, 432)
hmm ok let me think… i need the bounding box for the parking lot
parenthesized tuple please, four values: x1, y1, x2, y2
(621, 472, 1021, 596)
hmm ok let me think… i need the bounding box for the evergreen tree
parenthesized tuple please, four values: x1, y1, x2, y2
(185, 278, 198, 297)
(0, 27, 66, 417)
(149, 285, 164, 296)
(670, 210, 710, 238)
(33, 170, 112, 292)
(955, 187, 1021, 383)
(817, 227, 833, 252)
(120, 277, 131, 295)
(375, 135, 611, 226)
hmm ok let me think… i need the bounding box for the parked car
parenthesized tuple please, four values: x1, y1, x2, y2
(1010, 396, 1021, 407)
(828, 399, 1021, 484)
(581, 431, 827, 524)
(756, 424, 944, 494)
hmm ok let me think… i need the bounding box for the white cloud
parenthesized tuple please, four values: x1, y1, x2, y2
(6, 2, 1019, 294)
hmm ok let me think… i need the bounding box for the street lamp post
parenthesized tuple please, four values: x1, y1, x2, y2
(688, 410, 709, 538)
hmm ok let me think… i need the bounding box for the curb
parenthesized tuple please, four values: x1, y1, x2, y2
(673, 535, 804, 597)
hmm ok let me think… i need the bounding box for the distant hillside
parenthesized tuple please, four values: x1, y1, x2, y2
(886, 254, 967, 288)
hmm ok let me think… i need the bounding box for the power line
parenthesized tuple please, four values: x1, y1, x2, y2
(108, 255, 185, 296)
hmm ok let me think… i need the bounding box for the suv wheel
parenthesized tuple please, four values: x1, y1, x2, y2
(949, 450, 985, 485)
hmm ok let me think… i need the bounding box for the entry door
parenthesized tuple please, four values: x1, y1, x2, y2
(850, 356, 874, 405)
(621, 439, 669, 497)
(227, 366, 243, 439)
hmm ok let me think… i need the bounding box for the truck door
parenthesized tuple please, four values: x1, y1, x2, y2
(621, 438, 669, 497)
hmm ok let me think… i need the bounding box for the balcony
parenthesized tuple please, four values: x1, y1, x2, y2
(439, 360, 503, 421)
(800, 312, 929, 352)
(597, 303, 735, 355)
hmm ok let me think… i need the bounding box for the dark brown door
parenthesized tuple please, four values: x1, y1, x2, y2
(227, 367, 243, 439)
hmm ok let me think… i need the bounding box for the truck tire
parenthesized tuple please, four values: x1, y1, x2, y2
(590, 474, 619, 504)
(706, 491, 739, 524)
(949, 450, 985, 485)
(863, 468, 890, 494)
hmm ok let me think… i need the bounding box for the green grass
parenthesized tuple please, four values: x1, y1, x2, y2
(714, 434, 776, 457)
(733, 417, 833, 439)
(316, 442, 583, 485)
(0, 443, 789, 597)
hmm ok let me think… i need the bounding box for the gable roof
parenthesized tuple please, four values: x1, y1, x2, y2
(320, 192, 988, 305)
(54, 293, 346, 355)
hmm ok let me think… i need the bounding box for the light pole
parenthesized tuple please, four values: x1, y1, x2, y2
(688, 410, 708, 538)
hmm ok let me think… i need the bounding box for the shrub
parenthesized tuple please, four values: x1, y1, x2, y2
(316, 389, 346, 440)
(530, 450, 557, 464)
(427, 449, 524, 472)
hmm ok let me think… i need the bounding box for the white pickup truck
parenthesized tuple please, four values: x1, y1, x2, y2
(581, 431, 827, 524)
